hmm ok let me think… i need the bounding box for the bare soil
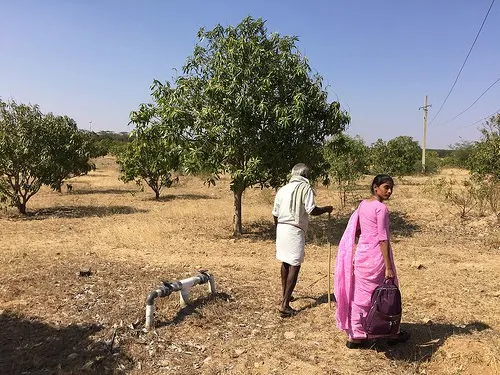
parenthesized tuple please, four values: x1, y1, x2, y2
(1, 157, 499, 375)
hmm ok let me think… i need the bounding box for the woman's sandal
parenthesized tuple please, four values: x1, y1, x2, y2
(279, 306, 298, 318)
(346, 340, 373, 349)
(387, 330, 411, 345)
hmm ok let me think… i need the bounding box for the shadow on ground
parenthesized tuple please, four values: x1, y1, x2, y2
(244, 210, 420, 244)
(154, 193, 216, 202)
(376, 321, 490, 363)
(156, 292, 234, 328)
(69, 188, 139, 195)
(244, 220, 276, 241)
(295, 292, 336, 312)
(24, 205, 147, 219)
(0, 310, 133, 375)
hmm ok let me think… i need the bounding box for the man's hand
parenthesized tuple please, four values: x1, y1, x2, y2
(310, 205, 334, 216)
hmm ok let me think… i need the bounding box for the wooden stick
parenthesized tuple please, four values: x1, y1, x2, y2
(327, 213, 332, 309)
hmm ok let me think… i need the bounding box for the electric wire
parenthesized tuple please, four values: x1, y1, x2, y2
(459, 107, 500, 129)
(438, 75, 500, 126)
(429, 0, 496, 125)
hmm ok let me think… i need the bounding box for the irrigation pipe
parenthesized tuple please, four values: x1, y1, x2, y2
(145, 270, 216, 330)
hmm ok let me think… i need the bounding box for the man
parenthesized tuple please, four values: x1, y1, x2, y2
(272, 163, 333, 317)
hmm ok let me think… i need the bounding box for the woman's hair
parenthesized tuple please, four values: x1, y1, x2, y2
(370, 174, 394, 193)
(291, 163, 310, 178)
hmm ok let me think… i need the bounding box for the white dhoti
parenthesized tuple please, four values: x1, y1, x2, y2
(276, 224, 305, 266)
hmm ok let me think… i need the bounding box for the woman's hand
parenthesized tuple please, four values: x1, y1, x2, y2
(385, 267, 394, 279)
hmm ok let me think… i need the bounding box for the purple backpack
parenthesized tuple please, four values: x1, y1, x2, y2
(363, 278, 402, 335)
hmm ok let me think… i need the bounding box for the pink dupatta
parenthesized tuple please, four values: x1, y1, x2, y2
(334, 208, 359, 332)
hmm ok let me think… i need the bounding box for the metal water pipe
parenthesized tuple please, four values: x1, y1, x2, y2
(145, 270, 216, 330)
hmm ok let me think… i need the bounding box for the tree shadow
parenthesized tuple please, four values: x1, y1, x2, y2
(242, 219, 337, 244)
(155, 292, 234, 328)
(0, 310, 133, 375)
(308, 215, 347, 245)
(307, 210, 420, 245)
(244, 220, 276, 241)
(23, 205, 147, 220)
(154, 194, 216, 202)
(70, 188, 139, 195)
(244, 209, 420, 244)
(376, 321, 491, 363)
(390, 211, 421, 238)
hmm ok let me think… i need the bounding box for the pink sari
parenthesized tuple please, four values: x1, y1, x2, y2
(334, 201, 397, 339)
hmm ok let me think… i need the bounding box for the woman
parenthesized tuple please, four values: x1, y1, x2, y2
(334, 175, 409, 349)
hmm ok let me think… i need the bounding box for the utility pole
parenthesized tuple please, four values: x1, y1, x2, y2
(419, 96, 431, 173)
(89, 121, 92, 132)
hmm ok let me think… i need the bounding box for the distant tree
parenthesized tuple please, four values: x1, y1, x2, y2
(370, 136, 421, 176)
(369, 138, 387, 174)
(42, 114, 98, 192)
(428, 148, 453, 158)
(422, 150, 441, 174)
(323, 133, 369, 207)
(140, 17, 350, 235)
(0, 100, 50, 214)
(468, 115, 500, 221)
(116, 122, 181, 199)
(444, 139, 475, 168)
(92, 131, 131, 156)
(468, 116, 499, 180)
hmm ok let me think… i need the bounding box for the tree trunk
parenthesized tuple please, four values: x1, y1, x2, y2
(17, 200, 27, 215)
(148, 180, 161, 200)
(233, 189, 243, 237)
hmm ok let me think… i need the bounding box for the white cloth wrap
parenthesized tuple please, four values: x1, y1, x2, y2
(276, 223, 306, 266)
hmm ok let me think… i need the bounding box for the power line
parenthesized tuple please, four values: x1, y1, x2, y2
(459, 107, 500, 129)
(438, 75, 500, 126)
(429, 0, 496, 125)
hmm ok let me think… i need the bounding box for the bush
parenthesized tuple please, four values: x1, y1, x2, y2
(431, 176, 499, 221)
(433, 178, 477, 219)
(444, 140, 475, 169)
(468, 115, 500, 222)
(414, 150, 441, 175)
(370, 136, 421, 176)
(323, 133, 369, 207)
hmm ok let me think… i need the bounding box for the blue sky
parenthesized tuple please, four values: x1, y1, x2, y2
(1, 0, 499, 148)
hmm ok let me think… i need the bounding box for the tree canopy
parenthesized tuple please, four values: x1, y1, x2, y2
(324, 133, 369, 207)
(42, 114, 97, 192)
(468, 115, 499, 180)
(0, 99, 98, 214)
(0, 100, 49, 213)
(117, 123, 182, 199)
(370, 136, 421, 176)
(134, 16, 350, 235)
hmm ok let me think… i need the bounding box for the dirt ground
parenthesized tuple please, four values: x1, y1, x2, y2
(1, 157, 499, 375)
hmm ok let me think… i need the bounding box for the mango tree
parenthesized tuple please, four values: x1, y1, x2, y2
(324, 133, 369, 207)
(370, 136, 421, 176)
(117, 120, 181, 199)
(42, 114, 98, 192)
(138, 17, 350, 235)
(0, 100, 51, 214)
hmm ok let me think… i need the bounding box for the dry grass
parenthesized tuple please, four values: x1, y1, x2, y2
(0, 156, 499, 375)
